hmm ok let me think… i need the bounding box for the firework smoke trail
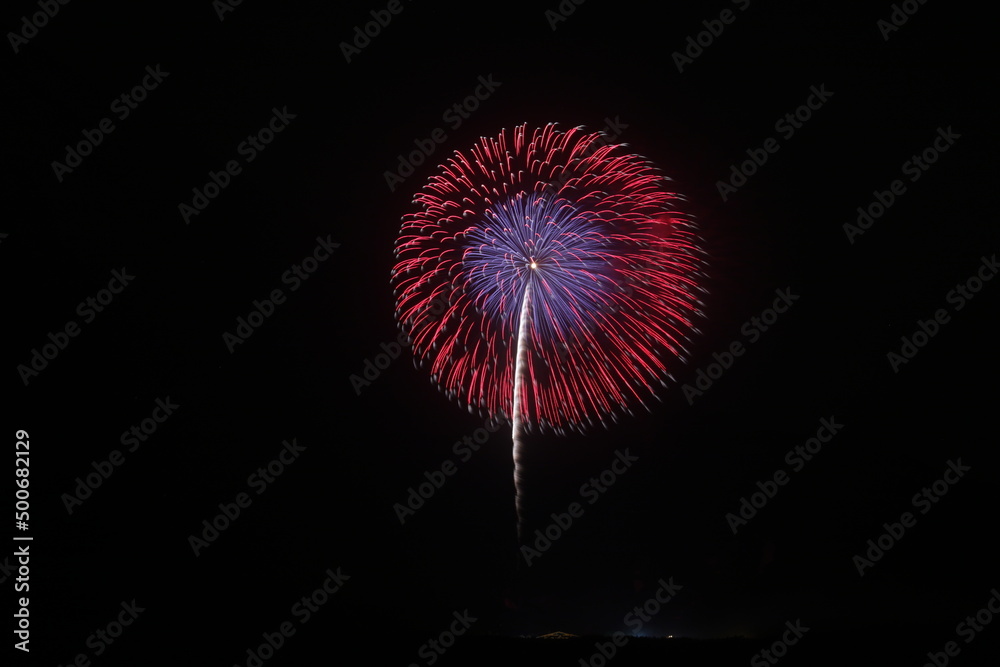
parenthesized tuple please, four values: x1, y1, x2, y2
(392, 123, 704, 547)
(511, 280, 532, 543)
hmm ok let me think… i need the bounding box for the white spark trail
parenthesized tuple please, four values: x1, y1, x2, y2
(511, 279, 533, 544)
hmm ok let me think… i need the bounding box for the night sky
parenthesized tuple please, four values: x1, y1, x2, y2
(5, 1, 998, 665)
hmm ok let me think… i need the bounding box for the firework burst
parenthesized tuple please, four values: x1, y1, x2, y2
(392, 123, 704, 539)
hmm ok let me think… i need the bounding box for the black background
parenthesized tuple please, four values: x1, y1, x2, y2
(4, 0, 997, 665)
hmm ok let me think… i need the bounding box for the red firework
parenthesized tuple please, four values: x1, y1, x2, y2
(392, 123, 704, 433)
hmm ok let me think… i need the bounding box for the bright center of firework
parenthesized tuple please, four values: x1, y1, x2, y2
(463, 192, 620, 339)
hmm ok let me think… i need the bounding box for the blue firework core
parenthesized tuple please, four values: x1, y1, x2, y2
(464, 192, 621, 348)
